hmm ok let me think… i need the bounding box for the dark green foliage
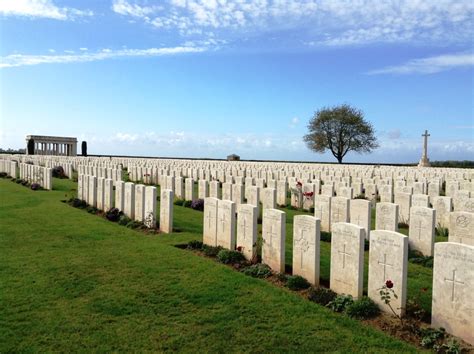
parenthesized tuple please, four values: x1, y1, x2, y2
(346, 297, 380, 319)
(86, 206, 98, 214)
(174, 198, 185, 206)
(303, 104, 379, 163)
(81, 141, 87, 157)
(202, 245, 223, 257)
(307, 287, 337, 306)
(320, 232, 331, 242)
(276, 273, 288, 282)
(408, 250, 433, 268)
(70, 198, 87, 208)
(187, 240, 203, 250)
(52, 166, 66, 178)
(327, 294, 354, 313)
(436, 226, 449, 237)
(105, 208, 122, 222)
(286, 275, 311, 291)
(0, 172, 7, 178)
(27, 139, 35, 155)
(241, 263, 272, 278)
(118, 215, 132, 226)
(216, 249, 246, 264)
(354, 194, 367, 200)
(398, 222, 409, 229)
(430, 160, 474, 168)
(126, 220, 143, 229)
(190, 199, 204, 211)
(364, 240, 370, 251)
(420, 327, 445, 349)
(183, 200, 192, 208)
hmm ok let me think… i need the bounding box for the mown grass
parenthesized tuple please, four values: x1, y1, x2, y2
(0, 178, 418, 352)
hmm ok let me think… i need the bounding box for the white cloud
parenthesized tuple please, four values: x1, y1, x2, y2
(111, 0, 474, 46)
(0, 45, 209, 68)
(79, 47, 88, 51)
(289, 117, 299, 128)
(0, 0, 93, 20)
(367, 52, 474, 75)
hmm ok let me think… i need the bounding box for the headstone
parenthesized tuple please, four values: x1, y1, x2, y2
(209, 181, 221, 199)
(232, 184, 244, 205)
(222, 182, 232, 201)
(432, 196, 452, 229)
(134, 184, 146, 222)
(236, 204, 258, 261)
(277, 180, 288, 206)
(124, 182, 135, 219)
(104, 179, 114, 211)
(159, 189, 173, 233)
(330, 197, 350, 225)
(350, 199, 371, 240)
(203, 197, 219, 246)
(449, 211, 474, 246)
(262, 209, 286, 273)
(314, 195, 331, 232)
(293, 215, 320, 286)
(144, 186, 157, 228)
(97, 177, 105, 210)
(394, 192, 411, 224)
(198, 180, 209, 199)
(216, 199, 236, 249)
(330, 223, 365, 299)
(185, 178, 197, 201)
(368, 230, 408, 317)
(375, 202, 399, 231)
(88, 176, 97, 208)
(262, 188, 276, 209)
(412, 194, 429, 208)
(409, 206, 436, 256)
(115, 181, 125, 211)
(431, 242, 474, 345)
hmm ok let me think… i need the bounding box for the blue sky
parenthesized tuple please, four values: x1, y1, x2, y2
(1, 0, 473, 163)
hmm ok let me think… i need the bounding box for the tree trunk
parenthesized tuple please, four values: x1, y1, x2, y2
(337, 155, 343, 163)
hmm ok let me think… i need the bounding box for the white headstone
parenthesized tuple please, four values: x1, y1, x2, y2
(160, 189, 173, 233)
(293, 215, 320, 286)
(216, 199, 236, 250)
(409, 206, 436, 256)
(449, 211, 474, 246)
(368, 230, 408, 317)
(262, 209, 286, 273)
(431, 242, 474, 345)
(236, 204, 258, 261)
(375, 202, 399, 232)
(330, 223, 365, 299)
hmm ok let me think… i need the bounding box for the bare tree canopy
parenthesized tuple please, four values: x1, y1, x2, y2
(303, 104, 379, 163)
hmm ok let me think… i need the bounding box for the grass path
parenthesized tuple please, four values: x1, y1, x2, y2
(0, 178, 419, 352)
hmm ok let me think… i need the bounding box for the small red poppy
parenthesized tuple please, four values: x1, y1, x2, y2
(296, 181, 302, 187)
(385, 280, 394, 289)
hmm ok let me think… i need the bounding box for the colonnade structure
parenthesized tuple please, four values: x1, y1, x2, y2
(26, 135, 78, 156)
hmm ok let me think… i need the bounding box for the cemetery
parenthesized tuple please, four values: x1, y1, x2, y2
(1, 148, 473, 352)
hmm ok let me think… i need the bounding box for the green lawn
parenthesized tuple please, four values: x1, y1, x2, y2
(0, 178, 421, 352)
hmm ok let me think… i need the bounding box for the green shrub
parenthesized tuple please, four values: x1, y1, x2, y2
(408, 250, 434, 268)
(420, 327, 445, 349)
(241, 263, 272, 278)
(436, 226, 449, 237)
(320, 232, 331, 242)
(346, 296, 380, 319)
(118, 215, 132, 226)
(434, 339, 460, 354)
(126, 220, 143, 229)
(308, 287, 337, 306)
(183, 200, 192, 208)
(187, 240, 203, 250)
(327, 294, 354, 313)
(174, 198, 185, 206)
(202, 245, 223, 257)
(86, 206, 98, 214)
(277, 273, 288, 283)
(286, 275, 311, 291)
(216, 249, 245, 264)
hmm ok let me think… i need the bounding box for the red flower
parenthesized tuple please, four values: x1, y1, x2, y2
(385, 280, 394, 289)
(303, 192, 314, 197)
(296, 181, 302, 187)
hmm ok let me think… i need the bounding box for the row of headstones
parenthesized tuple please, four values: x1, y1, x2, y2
(16, 162, 52, 190)
(0, 160, 18, 179)
(44, 161, 74, 178)
(77, 165, 122, 182)
(77, 174, 174, 231)
(201, 198, 473, 345)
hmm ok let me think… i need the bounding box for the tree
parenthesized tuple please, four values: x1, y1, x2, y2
(303, 104, 378, 163)
(81, 141, 87, 157)
(27, 139, 35, 155)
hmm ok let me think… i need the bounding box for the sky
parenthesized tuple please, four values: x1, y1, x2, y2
(0, 0, 473, 163)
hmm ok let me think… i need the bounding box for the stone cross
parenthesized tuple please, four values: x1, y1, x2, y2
(338, 243, 351, 269)
(444, 269, 464, 303)
(378, 253, 394, 281)
(422, 130, 430, 158)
